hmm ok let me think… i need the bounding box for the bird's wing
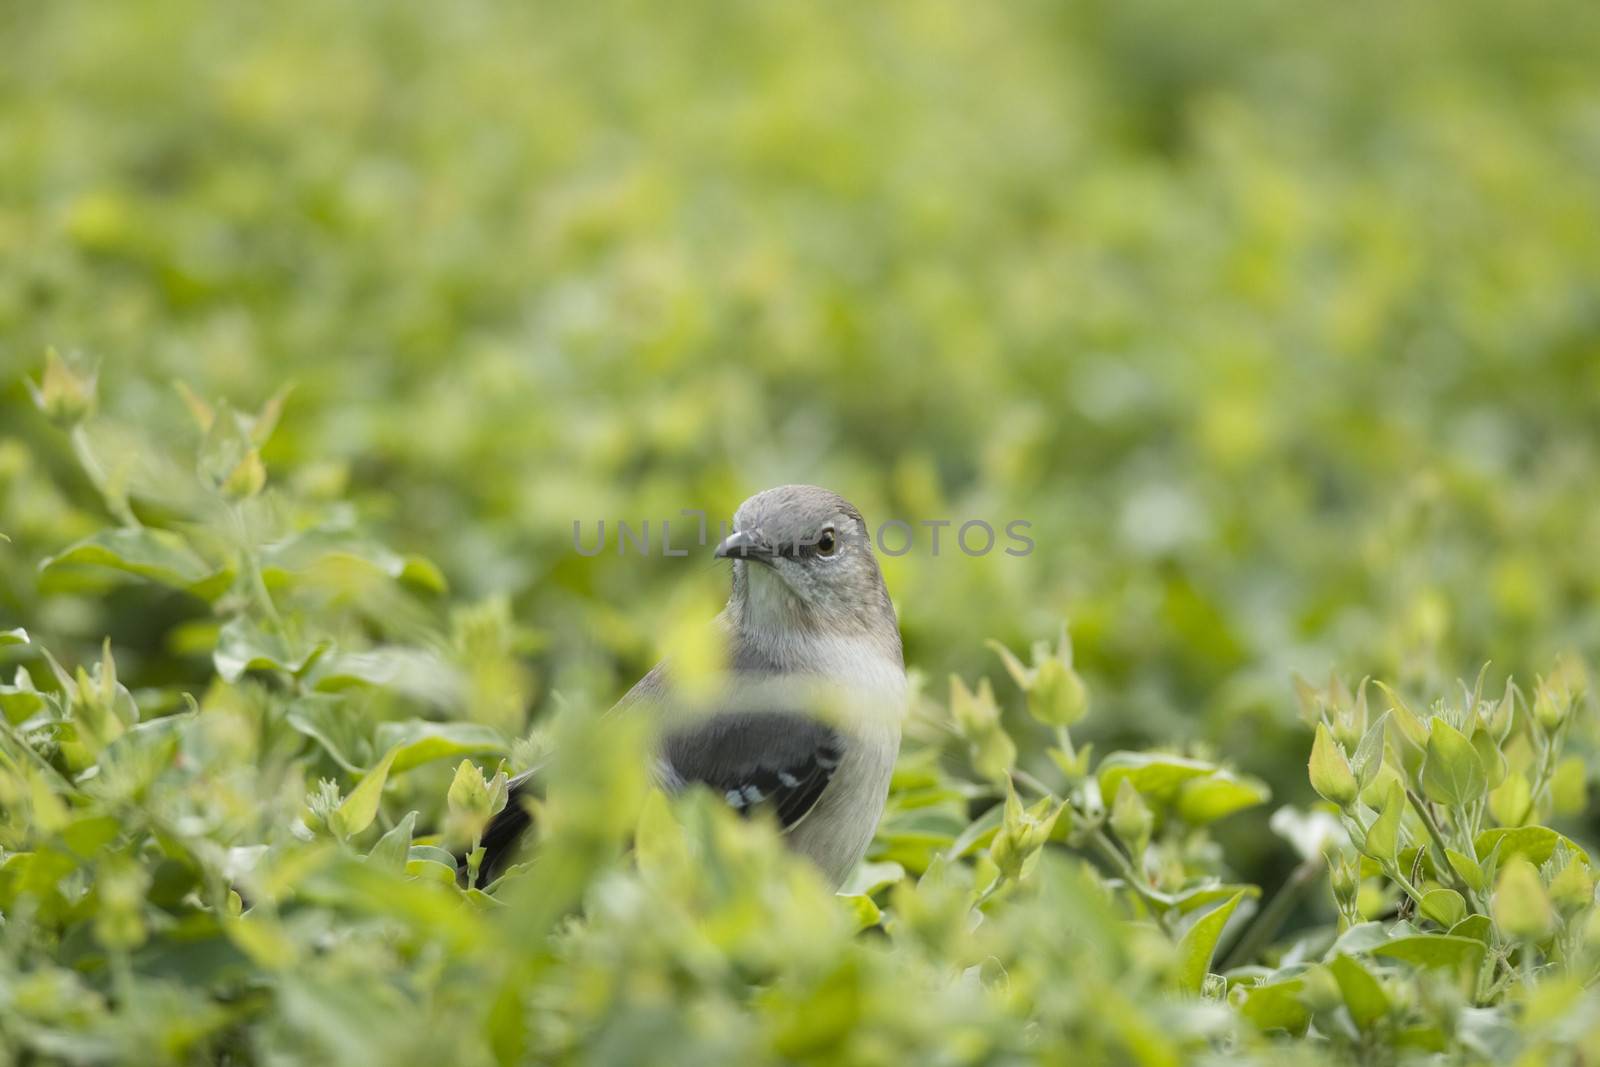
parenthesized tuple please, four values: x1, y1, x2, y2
(473, 638, 844, 882)
(658, 709, 845, 830)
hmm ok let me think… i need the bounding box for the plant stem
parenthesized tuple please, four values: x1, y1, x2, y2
(1385, 863, 1429, 911)
(972, 876, 1006, 911)
(1405, 788, 1486, 914)
(1011, 768, 1054, 799)
(231, 505, 285, 635)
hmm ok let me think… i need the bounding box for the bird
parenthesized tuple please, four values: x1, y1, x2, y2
(475, 485, 906, 889)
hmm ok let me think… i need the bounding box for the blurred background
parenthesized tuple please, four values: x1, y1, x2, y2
(3, 0, 1599, 882)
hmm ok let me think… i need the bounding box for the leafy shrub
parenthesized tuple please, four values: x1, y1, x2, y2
(1, 377, 1596, 1064)
(3, 2, 1599, 1061)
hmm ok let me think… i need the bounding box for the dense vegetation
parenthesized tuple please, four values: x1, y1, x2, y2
(2, 1, 1599, 1063)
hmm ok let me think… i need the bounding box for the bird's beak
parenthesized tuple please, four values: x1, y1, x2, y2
(714, 528, 775, 565)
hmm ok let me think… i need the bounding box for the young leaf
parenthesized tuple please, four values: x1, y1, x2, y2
(1362, 782, 1404, 865)
(1448, 915, 1493, 945)
(1487, 772, 1532, 828)
(1419, 888, 1466, 928)
(1444, 849, 1486, 894)
(332, 746, 399, 838)
(374, 720, 508, 774)
(367, 811, 417, 874)
(1329, 955, 1389, 1031)
(1420, 719, 1487, 808)
(43, 528, 233, 601)
(1350, 711, 1389, 790)
(1475, 826, 1588, 867)
(1110, 779, 1153, 855)
(1173, 890, 1246, 994)
(1469, 728, 1507, 789)
(1175, 772, 1270, 824)
(1372, 934, 1486, 972)
(1492, 858, 1554, 942)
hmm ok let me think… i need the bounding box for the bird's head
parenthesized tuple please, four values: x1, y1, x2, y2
(715, 485, 898, 647)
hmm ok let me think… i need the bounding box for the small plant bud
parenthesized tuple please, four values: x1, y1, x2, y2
(1533, 678, 1569, 733)
(1488, 681, 1517, 741)
(988, 625, 1090, 728)
(1548, 857, 1594, 914)
(221, 447, 267, 500)
(304, 778, 344, 834)
(1029, 656, 1089, 727)
(951, 675, 1016, 782)
(1329, 849, 1360, 908)
(1309, 722, 1358, 807)
(1109, 779, 1153, 857)
(990, 784, 1061, 881)
(448, 760, 509, 845)
(26, 348, 98, 426)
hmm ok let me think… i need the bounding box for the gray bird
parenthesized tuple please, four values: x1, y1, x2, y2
(477, 485, 906, 889)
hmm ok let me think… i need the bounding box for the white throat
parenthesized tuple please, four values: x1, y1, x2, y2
(733, 564, 906, 724)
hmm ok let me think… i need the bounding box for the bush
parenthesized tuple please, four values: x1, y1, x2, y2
(1, 387, 1597, 1063)
(3, 1, 1598, 1061)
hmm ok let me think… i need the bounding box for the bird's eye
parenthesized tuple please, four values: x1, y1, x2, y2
(816, 528, 837, 557)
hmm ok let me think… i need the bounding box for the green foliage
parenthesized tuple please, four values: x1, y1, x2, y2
(2, 0, 1600, 1061)
(0, 381, 1597, 1062)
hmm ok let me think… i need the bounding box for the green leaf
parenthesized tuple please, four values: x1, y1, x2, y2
(1372, 934, 1487, 972)
(1239, 978, 1311, 1035)
(1361, 782, 1403, 865)
(406, 857, 459, 885)
(1493, 857, 1554, 941)
(400, 555, 449, 594)
(1445, 848, 1487, 894)
(42, 528, 232, 600)
(839, 894, 882, 931)
(1176, 770, 1271, 824)
(1488, 772, 1533, 827)
(1419, 888, 1466, 928)
(304, 648, 459, 708)
(0, 667, 46, 724)
(374, 720, 508, 774)
(1174, 890, 1246, 993)
(1420, 719, 1487, 808)
(407, 844, 459, 869)
(1331, 922, 1391, 955)
(1470, 728, 1507, 789)
(839, 861, 906, 898)
(634, 789, 685, 880)
(1098, 752, 1218, 807)
(1475, 826, 1589, 867)
(1350, 711, 1389, 789)
(0, 628, 27, 646)
(1448, 915, 1493, 945)
(1328, 955, 1388, 1031)
(1168, 882, 1262, 914)
(285, 698, 368, 773)
(367, 811, 417, 874)
(331, 746, 398, 837)
(214, 617, 327, 683)
(224, 914, 299, 970)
